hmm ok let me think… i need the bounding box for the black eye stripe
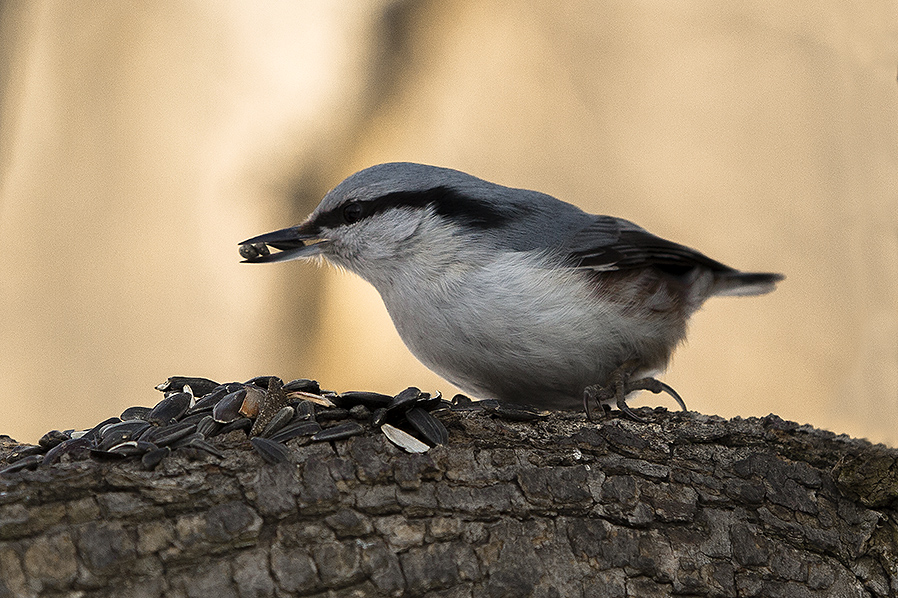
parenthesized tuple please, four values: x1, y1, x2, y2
(313, 186, 512, 231)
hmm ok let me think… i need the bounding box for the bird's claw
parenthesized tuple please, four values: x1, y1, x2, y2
(623, 377, 687, 412)
(583, 361, 687, 423)
(583, 385, 614, 422)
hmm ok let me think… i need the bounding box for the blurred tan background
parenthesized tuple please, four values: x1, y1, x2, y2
(1, 1, 896, 445)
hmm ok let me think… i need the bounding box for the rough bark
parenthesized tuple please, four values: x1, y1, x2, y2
(1, 409, 896, 598)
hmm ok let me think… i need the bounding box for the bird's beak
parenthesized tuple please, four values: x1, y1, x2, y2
(238, 222, 329, 263)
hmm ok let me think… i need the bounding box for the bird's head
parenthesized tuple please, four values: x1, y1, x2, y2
(239, 162, 553, 282)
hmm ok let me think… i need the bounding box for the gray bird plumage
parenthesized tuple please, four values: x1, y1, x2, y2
(241, 162, 783, 415)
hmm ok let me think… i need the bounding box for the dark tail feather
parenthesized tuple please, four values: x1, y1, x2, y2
(712, 271, 784, 297)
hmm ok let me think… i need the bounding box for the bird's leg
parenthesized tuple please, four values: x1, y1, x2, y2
(583, 359, 688, 423)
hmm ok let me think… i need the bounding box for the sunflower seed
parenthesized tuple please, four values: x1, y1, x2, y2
(370, 408, 388, 427)
(449, 394, 480, 410)
(120, 406, 152, 421)
(169, 432, 205, 450)
(141, 421, 197, 447)
(287, 391, 335, 408)
(269, 420, 321, 443)
(292, 399, 316, 420)
(155, 376, 220, 396)
(42, 438, 92, 466)
(0, 455, 43, 474)
(108, 440, 156, 456)
(217, 417, 253, 436)
(251, 437, 290, 464)
(349, 404, 371, 420)
(387, 387, 422, 412)
(146, 391, 192, 425)
(244, 375, 282, 389)
(414, 390, 445, 411)
(316, 408, 350, 421)
(283, 378, 320, 394)
(98, 428, 142, 451)
(240, 386, 264, 418)
(381, 423, 429, 453)
(188, 385, 234, 412)
(38, 430, 69, 450)
(178, 412, 211, 426)
(405, 407, 448, 445)
(179, 438, 224, 459)
(141, 446, 170, 469)
(335, 391, 393, 410)
(312, 421, 364, 442)
(6, 445, 44, 462)
(82, 417, 122, 442)
(99, 420, 151, 440)
(259, 406, 295, 438)
(212, 388, 247, 423)
(195, 415, 222, 438)
(239, 242, 270, 261)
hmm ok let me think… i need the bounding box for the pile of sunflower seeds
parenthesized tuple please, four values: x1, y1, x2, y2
(0, 375, 456, 475)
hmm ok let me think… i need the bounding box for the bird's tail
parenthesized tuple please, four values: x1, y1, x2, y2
(712, 271, 784, 297)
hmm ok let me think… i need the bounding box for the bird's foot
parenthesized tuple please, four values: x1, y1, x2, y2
(583, 360, 687, 423)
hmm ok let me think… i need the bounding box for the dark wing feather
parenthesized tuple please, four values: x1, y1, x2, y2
(562, 216, 736, 276)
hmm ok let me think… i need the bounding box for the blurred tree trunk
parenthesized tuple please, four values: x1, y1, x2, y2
(1, 410, 895, 597)
(2, 0, 896, 447)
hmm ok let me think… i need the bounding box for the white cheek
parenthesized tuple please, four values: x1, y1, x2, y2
(377, 209, 421, 240)
(325, 210, 424, 268)
(357, 212, 422, 258)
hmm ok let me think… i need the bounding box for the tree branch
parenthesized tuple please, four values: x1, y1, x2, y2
(1, 410, 896, 597)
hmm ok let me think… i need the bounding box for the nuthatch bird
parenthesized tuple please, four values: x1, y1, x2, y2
(240, 163, 783, 420)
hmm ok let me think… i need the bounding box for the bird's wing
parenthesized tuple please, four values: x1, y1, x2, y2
(561, 216, 734, 276)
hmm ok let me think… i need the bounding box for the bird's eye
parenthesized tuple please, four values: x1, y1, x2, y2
(342, 202, 364, 224)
